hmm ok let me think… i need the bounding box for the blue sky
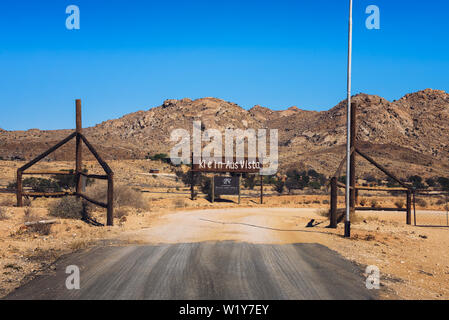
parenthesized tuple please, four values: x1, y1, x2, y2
(0, 0, 448, 130)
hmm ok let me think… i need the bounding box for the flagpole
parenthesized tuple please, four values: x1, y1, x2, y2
(345, 0, 353, 238)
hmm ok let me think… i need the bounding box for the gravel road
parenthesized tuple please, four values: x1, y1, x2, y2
(5, 241, 375, 300)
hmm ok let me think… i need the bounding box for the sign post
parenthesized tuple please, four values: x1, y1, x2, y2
(211, 175, 215, 203)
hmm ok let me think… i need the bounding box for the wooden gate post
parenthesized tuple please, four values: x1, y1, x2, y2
(16, 169, 23, 207)
(75, 99, 83, 194)
(349, 102, 357, 212)
(406, 189, 412, 225)
(190, 171, 195, 200)
(211, 175, 215, 203)
(107, 173, 114, 226)
(238, 174, 241, 204)
(330, 177, 338, 228)
(260, 175, 264, 204)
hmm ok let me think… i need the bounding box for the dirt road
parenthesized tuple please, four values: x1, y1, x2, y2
(4, 208, 377, 300)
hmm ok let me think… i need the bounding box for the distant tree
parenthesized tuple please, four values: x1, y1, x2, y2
(408, 175, 426, 190)
(274, 178, 285, 194)
(243, 174, 256, 190)
(307, 169, 319, 179)
(263, 175, 277, 185)
(437, 177, 449, 191)
(51, 169, 94, 191)
(425, 178, 436, 188)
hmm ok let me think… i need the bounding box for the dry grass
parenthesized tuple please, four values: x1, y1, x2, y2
(0, 207, 9, 220)
(69, 240, 89, 251)
(0, 197, 15, 207)
(174, 199, 186, 208)
(114, 207, 129, 219)
(48, 197, 85, 219)
(394, 200, 405, 209)
(86, 184, 148, 210)
(23, 207, 40, 223)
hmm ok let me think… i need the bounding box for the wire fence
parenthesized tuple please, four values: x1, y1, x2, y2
(413, 191, 449, 227)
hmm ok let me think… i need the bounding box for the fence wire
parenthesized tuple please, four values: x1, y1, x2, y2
(413, 192, 449, 227)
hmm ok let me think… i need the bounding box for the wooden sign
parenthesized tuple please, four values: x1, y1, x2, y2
(214, 176, 239, 196)
(192, 157, 262, 173)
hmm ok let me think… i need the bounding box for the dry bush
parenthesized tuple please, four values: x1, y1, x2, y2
(23, 197, 32, 207)
(29, 223, 52, 236)
(86, 184, 148, 210)
(416, 199, 428, 208)
(322, 199, 329, 205)
(0, 196, 15, 207)
(394, 200, 405, 209)
(114, 207, 129, 219)
(70, 240, 89, 251)
(48, 196, 85, 219)
(0, 207, 9, 220)
(370, 199, 379, 208)
(359, 198, 367, 207)
(23, 207, 40, 223)
(174, 199, 186, 208)
(316, 209, 330, 217)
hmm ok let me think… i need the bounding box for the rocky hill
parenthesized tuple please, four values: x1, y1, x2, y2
(1, 89, 448, 179)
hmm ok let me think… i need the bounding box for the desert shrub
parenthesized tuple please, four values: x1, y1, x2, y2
(29, 223, 52, 236)
(309, 181, 321, 190)
(114, 207, 129, 219)
(408, 175, 426, 190)
(199, 177, 215, 201)
(175, 170, 204, 187)
(370, 199, 379, 208)
(0, 196, 15, 207)
(51, 169, 94, 190)
(416, 199, 428, 208)
(86, 184, 148, 210)
(437, 177, 449, 191)
(23, 197, 32, 207)
(0, 207, 8, 220)
(49, 196, 86, 219)
(8, 177, 61, 193)
(243, 175, 256, 190)
(394, 200, 405, 209)
(146, 153, 169, 163)
(274, 179, 285, 194)
(359, 198, 367, 207)
(316, 209, 330, 217)
(263, 175, 277, 185)
(425, 178, 436, 188)
(23, 207, 41, 223)
(322, 199, 329, 205)
(435, 198, 446, 206)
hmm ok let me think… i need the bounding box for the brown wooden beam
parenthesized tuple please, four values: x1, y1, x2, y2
(22, 171, 74, 175)
(16, 170, 23, 207)
(19, 132, 77, 172)
(23, 191, 74, 197)
(78, 133, 113, 175)
(107, 173, 114, 226)
(355, 148, 410, 189)
(330, 177, 338, 228)
(355, 207, 407, 212)
(79, 172, 108, 180)
(75, 99, 83, 194)
(406, 190, 412, 225)
(76, 192, 107, 208)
